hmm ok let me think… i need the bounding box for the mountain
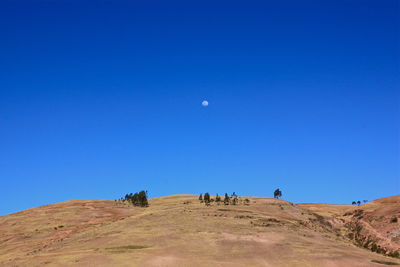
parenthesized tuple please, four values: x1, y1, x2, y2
(1, 195, 399, 266)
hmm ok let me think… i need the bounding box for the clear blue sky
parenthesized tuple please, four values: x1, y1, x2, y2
(1, 0, 399, 215)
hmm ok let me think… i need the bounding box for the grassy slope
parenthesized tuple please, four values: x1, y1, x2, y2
(0, 195, 399, 266)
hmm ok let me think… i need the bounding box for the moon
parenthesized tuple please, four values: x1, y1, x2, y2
(202, 100, 209, 107)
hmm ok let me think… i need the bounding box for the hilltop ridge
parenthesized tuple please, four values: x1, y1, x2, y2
(0, 195, 399, 266)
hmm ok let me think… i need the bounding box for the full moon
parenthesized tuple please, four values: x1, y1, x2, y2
(202, 100, 209, 107)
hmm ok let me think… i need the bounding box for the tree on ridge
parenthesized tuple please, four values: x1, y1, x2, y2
(274, 189, 282, 199)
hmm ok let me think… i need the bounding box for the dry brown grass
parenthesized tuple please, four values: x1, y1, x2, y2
(0, 195, 399, 266)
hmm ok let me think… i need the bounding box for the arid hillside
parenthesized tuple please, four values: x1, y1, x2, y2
(0, 195, 399, 267)
(298, 195, 400, 256)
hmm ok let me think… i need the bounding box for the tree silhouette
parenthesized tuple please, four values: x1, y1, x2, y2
(274, 189, 282, 199)
(199, 193, 203, 202)
(123, 190, 148, 207)
(204, 192, 211, 205)
(224, 193, 230, 205)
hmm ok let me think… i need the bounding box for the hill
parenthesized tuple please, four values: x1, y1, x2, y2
(0, 195, 399, 266)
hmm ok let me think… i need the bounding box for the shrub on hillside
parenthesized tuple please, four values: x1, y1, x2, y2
(215, 194, 221, 204)
(389, 251, 400, 258)
(231, 196, 238, 205)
